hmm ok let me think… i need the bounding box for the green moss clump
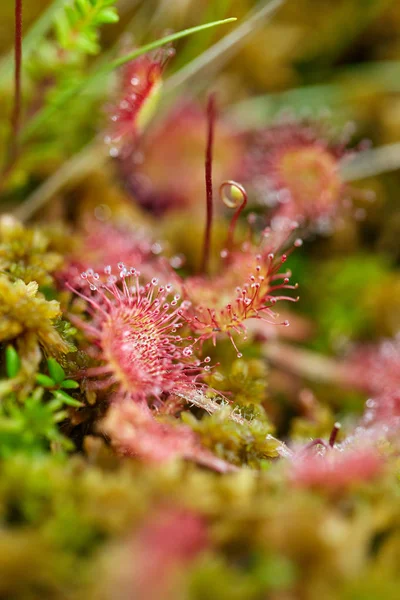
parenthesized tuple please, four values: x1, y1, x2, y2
(207, 358, 268, 407)
(183, 405, 279, 467)
(0, 216, 63, 287)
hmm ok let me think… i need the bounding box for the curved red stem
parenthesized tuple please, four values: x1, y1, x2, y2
(221, 180, 248, 250)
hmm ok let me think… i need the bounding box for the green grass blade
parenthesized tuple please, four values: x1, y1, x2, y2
(107, 18, 237, 71)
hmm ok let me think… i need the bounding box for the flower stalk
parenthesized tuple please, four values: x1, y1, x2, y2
(200, 94, 216, 274)
(6, 0, 23, 169)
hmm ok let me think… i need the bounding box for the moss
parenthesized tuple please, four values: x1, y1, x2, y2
(0, 216, 63, 287)
(183, 405, 279, 467)
(0, 277, 70, 354)
(206, 358, 268, 407)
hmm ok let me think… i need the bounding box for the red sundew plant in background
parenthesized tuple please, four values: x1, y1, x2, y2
(240, 121, 355, 225)
(59, 221, 167, 291)
(68, 265, 204, 403)
(133, 508, 208, 583)
(117, 100, 244, 215)
(132, 509, 208, 600)
(285, 422, 384, 491)
(104, 508, 208, 600)
(81, 221, 155, 268)
(289, 443, 384, 492)
(349, 337, 400, 425)
(102, 400, 233, 472)
(106, 47, 173, 149)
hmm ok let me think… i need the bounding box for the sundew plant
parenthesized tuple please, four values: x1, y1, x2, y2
(1, 0, 400, 598)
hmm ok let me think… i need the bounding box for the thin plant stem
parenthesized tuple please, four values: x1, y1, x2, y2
(9, 0, 23, 165)
(0, 0, 65, 80)
(200, 94, 216, 274)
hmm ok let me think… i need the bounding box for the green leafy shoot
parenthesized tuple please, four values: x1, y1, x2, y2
(35, 374, 55, 388)
(5, 345, 21, 379)
(52, 390, 82, 408)
(0, 388, 74, 457)
(35, 359, 81, 407)
(55, 0, 119, 56)
(47, 357, 66, 384)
